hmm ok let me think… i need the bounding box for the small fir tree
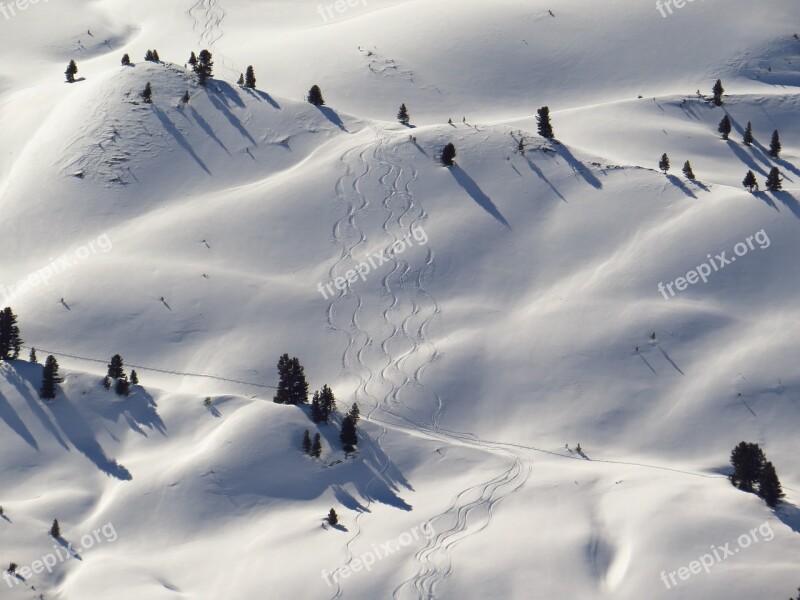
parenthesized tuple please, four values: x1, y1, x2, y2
(658, 153, 670, 174)
(757, 461, 785, 508)
(311, 433, 322, 458)
(743, 121, 754, 146)
(441, 143, 456, 167)
(108, 354, 124, 379)
(130, 370, 139, 385)
(536, 106, 554, 139)
(188, 51, 197, 66)
(65, 60, 78, 83)
(765, 167, 782, 192)
(349, 402, 360, 424)
(0, 307, 22, 360)
(302, 429, 312, 454)
(718, 115, 732, 140)
(769, 130, 781, 158)
(245, 66, 256, 89)
(121, 53, 130, 66)
(682, 160, 695, 179)
(29, 347, 37, 363)
(115, 376, 130, 397)
(742, 170, 758, 192)
(237, 73, 244, 86)
(712, 79, 724, 106)
(40, 355, 60, 400)
(327, 508, 338, 526)
(142, 82, 153, 104)
(307, 85, 325, 106)
(50, 519, 61, 538)
(340, 415, 358, 451)
(397, 103, 410, 126)
(182, 90, 191, 104)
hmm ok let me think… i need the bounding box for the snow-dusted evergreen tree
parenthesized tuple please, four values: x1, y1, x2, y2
(145, 50, 154, 62)
(318, 385, 337, 423)
(327, 508, 338, 526)
(349, 402, 360, 424)
(152, 50, 160, 62)
(273, 354, 308, 404)
(718, 115, 731, 140)
(311, 392, 323, 423)
(182, 90, 191, 104)
(237, 73, 244, 86)
(195, 50, 213, 86)
(730, 441, 765, 492)
(130, 370, 139, 385)
(29, 347, 37, 363)
(115, 375, 130, 397)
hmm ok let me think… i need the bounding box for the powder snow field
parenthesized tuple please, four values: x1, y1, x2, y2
(0, 0, 799, 598)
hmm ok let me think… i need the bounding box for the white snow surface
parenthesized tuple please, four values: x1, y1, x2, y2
(0, 0, 799, 598)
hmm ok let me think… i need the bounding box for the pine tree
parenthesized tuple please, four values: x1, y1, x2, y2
(0, 307, 22, 360)
(108, 354, 124, 379)
(302, 429, 312, 454)
(121, 53, 131, 66)
(349, 402, 360, 424)
(142, 82, 153, 104)
(182, 90, 191, 104)
(536, 106, 554, 139)
(765, 167, 782, 192)
(311, 433, 322, 458)
(145, 50, 154, 62)
(441, 143, 456, 167)
(65, 60, 78, 83)
(742, 170, 758, 192)
(340, 415, 358, 451)
(273, 354, 308, 404)
(195, 50, 214, 86)
(397, 103, 410, 126)
(712, 79, 724, 106)
(658, 153, 670, 174)
(310, 393, 323, 423)
(757, 461, 785, 508)
(769, 130, 781, 158)
(327, 508, 338, 526)
(245, 66, 256, 89)
(49, 519, 60, 538)
(743, 121, 754, 146)
(40, 356, 60, 400)
(730, 441, 766, 492)
(115, 375, 130, 397)
(318, 385, 337, 423)
(307, 85, 325, 106)
(29, 347, 37, 363)
(718, 115, 732, 140)
(237, 73, 244, 86)
(130, 370, 138, 385)
(152, 50, 160, 62)
(273, 353, 292, 404)
(289, 357, 309, 404)
(682, 160, 695, 179)
(188, 51, 197, 67)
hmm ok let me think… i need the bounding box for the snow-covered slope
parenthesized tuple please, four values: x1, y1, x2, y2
(1, 0, 799, 598)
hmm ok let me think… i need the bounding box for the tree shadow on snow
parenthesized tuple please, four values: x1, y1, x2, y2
(525, 156, 566, 202)
(449, 164, 511, 230)
(666, 174, 697, 199)
(152, 107, 212, 175)
(315, 106, 349, 132)
(206, 92, 258, 145)
(776, 503, 800, 535)
(726, 140, 768, 177)
(90, 387, 166, 437)
(771, 190, 800, 219)
(2, 362, 68, 449)
(249, 88, 281, 110)
(553, 143, 602, 189)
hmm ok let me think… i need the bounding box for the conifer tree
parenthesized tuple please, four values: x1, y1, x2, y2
(182, 90, 191, 104)
(327, 508, 338, 526)
(730, 441, 766, 492)
(302, 429, 312, 454)
(311, 433, 322, 458)
(244, 66, 256, 89)
(712, 79, 724, 106)
(340, 415, 358, 451)
(318, 385, 337, 423)
(115, 375, 130, 397)
(743, 121, 754, 146)
(121, 53, 131, 66)
(195, 50, 214, 86)
(349, 402, 360, 424)
(765, 167, 782, 192)
(742, 170, 758, 192)
(152, 50, 160, 62)
(237, 73, 244, 86)
(40, 356, 60, 400)
(142, 82, 153, 104)
(769, 130, 781, 158)
(718, 115, 732, 140)
(311, 393, 323, 423)
(273, 354, 292, 404)
(130, 370, 138, 385)
(397, 103, 410, 126)
(307, 85, 325, 106)
(658, 153, 670, 174)
(145, 50, 154, 62)
(108, 354, 124, 379)
(65, 60, 78, 83)
(441, 143, 456, 167)
(50, 519, 60, 538)
(289, 357, 308, 405)
(682, 160, 695, 179)
(188, 51, 197, 67)
(536, 106, 554, 139)
(0, 307, 22, 360)
(29, 347, 37, 363)
(757, 461, 785, 508)
(273, 354, 308, 404)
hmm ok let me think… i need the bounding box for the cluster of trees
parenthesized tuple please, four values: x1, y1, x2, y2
(718, 116, 782, 157)
(729, 441, 784, 508)
(144, 49, 161, 63)
(236, 66, 257, 89)
(189, 50, 214, 86)
(302, 429, 322, 457)
(742, 168, 783, 192)
(311, 385, 337, 423)
(102, 354, 138, 396)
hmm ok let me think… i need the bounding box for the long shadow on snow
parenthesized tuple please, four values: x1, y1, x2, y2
(248, 88, 281, 110)
(211, 80, 246, 109)
(449, 164, 511, 230)
(554, 143, 602, 189)
(316, 106, 348, 132)
(726, 140, 769, 177)
(666, 174, 697, 199)
(3, 362, 68, 449)
(206, 92, 258, 145)
(776, 503, 800, 535)
(525, 156, 566, 202)
(90, 387, 166, 437)
(153, 107, 212, 175)
(0, 364, 38, 449)
(44, 396, 133, 481)
(187, 106, 230, 155)
(771, 191, 800, 219)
